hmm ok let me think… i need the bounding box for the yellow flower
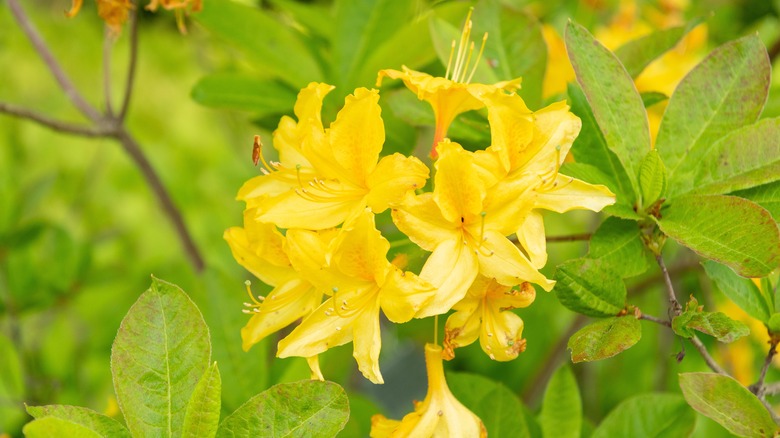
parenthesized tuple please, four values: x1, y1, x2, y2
(242, 84, 429, 230)
(223, 208, 325, 353)
(443, 276, 535, 361)
(377, 10, 521, 158)
(393, 139, 555, 318)
(370, 343, 487, 437)
(541, 24, 575, 99)
(277, 210, 435, 384)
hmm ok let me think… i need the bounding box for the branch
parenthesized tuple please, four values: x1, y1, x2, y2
(103, 27, 115, 116)
(7, 0, 101, 122)
(689, 335, 729, 375)
(764, 381, 780, 396)
(113, 128, 205, 272)
(0, 102, 109, 137)
(546, 233, 592, 243)
(637, 312, 671, 327)
(656, 254, 682, 316)
(750, 340, 779, 398)
(118, 9, 140, 122)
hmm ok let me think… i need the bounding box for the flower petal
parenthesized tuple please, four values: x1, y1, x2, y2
(352, 299, 384, 384)
(223, 214, 293, 286)
(330, 210, 390, 283)
(392, 193, 459, 252)
(285, 228, 341, 291)
(478, 230, 555, 291)
(256, 187, 365, 230)
(380, 268, 436, 323)
(533, 175, 616, 213)
(417, 238, 479, 318)
(516, 211, 548, 269)
(329, 88, 384, 185)
(474, 88, 534, 171)
(366, 153, 429, 213)
(480, 305, 526, 361)
(434, 140, 487, 224)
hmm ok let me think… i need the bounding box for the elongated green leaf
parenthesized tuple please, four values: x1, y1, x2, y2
(656, 195, 780, 277)
(195, 1, 323, 88)
(567, 84, 633, 205)
(689, 118, 780, 196)
(364, 17, 437, 90)
(702, 260, 771, 323)
(23, 417, 100, 438)
(191, 74, 297, 115)
(656, 35, 770, 196)
(592, 393, 695, 437)
(568, 317, 641, 363)
(615, 25, 692, 78)
(111, 278, 211, 438)
(679, 373, 777, 437)
(217, 381, 349, 437)
(183, 363, 221, 438)
(268, 0, 334, 38)
(448, 372, 536, 438)
(672, 298, 750, 343)
(25, 406, 130, 438)
(588, 217, 651, 278)
(554, 258, 627, 317)
(539, 366, 581, 438)
(639, 150, 667, 209)
(733, 181, 780, 221)
(566, 21, 651, 199)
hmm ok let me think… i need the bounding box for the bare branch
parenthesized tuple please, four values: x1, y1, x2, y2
(689, 336, 729, 375)
(0, 102, 109, 137)
(118, 9, 140, 122)
(546, 233, 592, 243)
(750, 340, 778, 398)
(656, 254, 682, 316)
(7, 0, 101, 122)
(637, 313, 671, 327)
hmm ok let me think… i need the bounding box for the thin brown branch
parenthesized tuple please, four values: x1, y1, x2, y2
(7, 0, 101, 122)
(0, 102, 109, 137)
(103, 27, 115, 116)
(113, 128, 205, 272)
(689, 335, 728, 375)
(637, 312, 671, 327)
(656, 255, 682, 316)
(545, 233, 592, 243)
(751, 340, 779, 398)
(628, 261, 700, 297)
(769, 35, 780, 63)
(118, 9, 140, 122)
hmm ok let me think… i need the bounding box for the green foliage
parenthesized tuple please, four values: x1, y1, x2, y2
(25, 405, 130, 438)
(183, 363, 222, 438)
(0, 333, 24, 430)
(191, 74, 297, 116)
(656, 194, 780, 277)
(703, 260, 772, 322)
(656, 35, 770, 197)
(554, 258, 627, 317)
(568, 317, 642, 363)
(590, 393, 696, 437)
(672, 298, 750, 343)
(539, 366, 581, 438)
(679, 373, 778, 437)
(734, 181, 780, 221)
(215, 381, 349, 438)
(448, 372, 539, 438)
(588, 217, 651, 278)
(639, 150, 668, 210)
(566, 21, 650, 200)
(614, 21, 700, 78)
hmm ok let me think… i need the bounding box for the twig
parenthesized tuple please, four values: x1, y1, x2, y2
(764, 381, 780, 396)
(769, 34, 780, 63)
(628, 261, 700, 297)
(750, 340, 779, 398)
(103, 27, 115, 116)
(656, 255, 682, 316)
(118, 9, 140, 122)
(7, 0, 101, 122)
(689, 335, 728, 376)
(113, 128, 205, 272)
(546, 233, 592, 243)
(637, 313, 671, 327)
(0, 102, 109, 137)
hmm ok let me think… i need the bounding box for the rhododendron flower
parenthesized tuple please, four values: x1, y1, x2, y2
(147, 0, 202, 33)
(223, 208, 325, 353)
(277, 210, 435, 384)
(242, 84, 428, 230)
(443, 276, 535, 361)
(370, 343, 486, 437)
(377, 10, 521, 158)
(66, 0, 134, 34)
(393, 139, 555, 318)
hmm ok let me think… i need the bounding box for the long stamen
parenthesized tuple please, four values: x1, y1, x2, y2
(445, 40, 456, 80)
(460, 41, 475, 83)
(466, 33, 489, 83)
(451, 9, 473, 83)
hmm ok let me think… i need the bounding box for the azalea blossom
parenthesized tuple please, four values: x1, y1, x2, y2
(241, 83, 428, 230)
(66, 0, 134, 34)
(443, 276, 535, 361)
(370, 343, 486, 437)
(377, 9, 521, 157)
(277, 210, 435, 384)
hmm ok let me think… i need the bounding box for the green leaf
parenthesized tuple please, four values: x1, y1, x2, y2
(0, 333, 24, 430)
(568, 317, 642, 363)
(539, 366, 581, 438)
(111, 277, 211, 438)
(679, 372, 777, 437)
(25, 405, 130, 438)
(615, 24, 695, 78)
(195, 0, 323, 88)
(560, 162, 640, 220)
(702, 260, 771, 323)
(554, 258, 627, 317)
(567, 84, 633, 205)
(183, 362, 222, 438)
(688, 118, 780, 196)
(672, 298, 749, 342)
(639, 150, 667, 209)
(733, 180, 780, 221)
(588, 217, 651, 278)
(268, 0, 334, 38)
(566, 21, 651, 199)
(641, 91, 668, 108)
(217, 381, 349, 437)
(191, 74, 297, 115)
(656, 194, 780, 277)
(767, 313, 780, 334)
(656, 35, 770, 197)
(23, 417, 101, 438)
(591, 393, 695, 437)
(448, 372, 536, 438)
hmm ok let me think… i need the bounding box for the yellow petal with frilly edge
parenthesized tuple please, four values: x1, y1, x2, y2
(417, 238, 479, 318)
(366, 153, 429, 213)
(329, 88, 384, 186)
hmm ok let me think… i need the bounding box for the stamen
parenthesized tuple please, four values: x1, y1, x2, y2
(253, 136, 276, 174)
(460, 41, 475, 83)
(244, 280, 265, 307)
(451, 8, 474, 83)
(445, 40, 456, 80)
(466, 33, 489, 83)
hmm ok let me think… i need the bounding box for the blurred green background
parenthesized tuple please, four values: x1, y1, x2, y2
(1, 0, 780, 436)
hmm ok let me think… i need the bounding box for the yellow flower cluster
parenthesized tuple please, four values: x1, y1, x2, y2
(226, 11, 615, 437)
